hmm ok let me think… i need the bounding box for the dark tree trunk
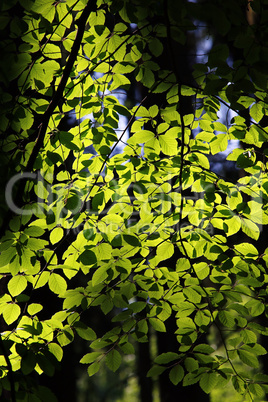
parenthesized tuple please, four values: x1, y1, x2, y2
(137, 336, 154, 402)
(157, 318, 209, 402)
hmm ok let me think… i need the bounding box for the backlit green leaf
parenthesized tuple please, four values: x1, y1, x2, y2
(80, 352, 102, 364)
(3, 303, 21, 325)
(50, 227, 64, 245)
(199, 372, 218, 393)
(238, 349, 259, 368)
(218, 310, 235, 328)
(27, 303, 43, 316)
(92, 265, 109, 286)
(149, 318, 166, 332)
(73, 321, 97, 341)
(250, 103, 264, 123)
(156, 242, 174, 261)
(193, 262, 210, 280)
(87, 361, 101, 377)
(48, 273, 67, 295)
(8, 275, 27, 297)
(235, 243, 259, 258)
(48, 343, 63, 362)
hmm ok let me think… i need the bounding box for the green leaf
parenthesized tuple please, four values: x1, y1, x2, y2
(224, 215, 241, 236)
(43, 43, 61, 60)
(241, 218, 259, 240)
(193, 262, 210, 280)
(46, 150, 63, 165)
(210, 134, 228, 155)
(154, 352, 179, 365)
(24, 226, 45, 237)
(199, 372, 218, 394)
(149, 37, 163, 57)
(105, 349, 122, 372)
(158, 133, 178, 156)
(3, 303, 21, 325)
(183, 287, 202, 304)
(249, 383, 265, 398)
(129, 130, 155, 144)
(123, 234, 141, 247)
(245, 299, 265, 317)
(27, 303, 43, 316)
(80, 352, 102, 364)
(0, 247, 17, 267)
(169, 365, 184, 385)
(2, 0, 268, 395)
(73, 321, 97, 341)
(33, 271, 50, 289)
(250, 103, 264, 122)
(149, 318, 166, 332)
(156, 242, 174, 261)
(235, 243, 259, 259)
(113, 104, 131, 117)
(184, 357, 199, 373)
(8, 275, 27, 297)
(57, 327, 74, 347)
(218, 310, 235, 328)
(59, 131, 80, 151)
(183, 372, 201, 386)
(48, 343, 63, 362)
(193, 344, 215, 354)
(241, 329, 257, 344)
(92, 265, 109, 287)
(147, 365, 167, 377)
(87, 361, 101, 377)
(50, 227, 64, 245)
(65, 195, 82, 212)
(78, 250, 97, 266)
(21, 351, 36, 375)
(92, 191, 105, 211)
(238, 349, 259, 368)
(48, 273, 67, 295)
(232, 375, 245, 394)
(119, 341, 135, 355)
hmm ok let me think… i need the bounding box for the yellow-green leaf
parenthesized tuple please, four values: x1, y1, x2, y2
(8, 275, 27, 297)
(50, 227, 64, 245)
(48, 273, 67, 295)
(27, 303, 43, 316)
(3, 303, 21, 325)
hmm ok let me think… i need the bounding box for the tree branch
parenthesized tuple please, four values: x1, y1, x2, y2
(25, 0, 97, 174)
(0, 0, 97, 239)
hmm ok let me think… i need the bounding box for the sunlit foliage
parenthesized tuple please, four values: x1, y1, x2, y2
(1, 0, 268, 400)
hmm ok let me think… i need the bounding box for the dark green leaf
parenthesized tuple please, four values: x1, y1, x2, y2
(73, 321, 97, 341)
(123, 234, 141, 247)
(78, 250, 97, 266)
(154, 352, 179, 365)
(105, 349, 122, 372)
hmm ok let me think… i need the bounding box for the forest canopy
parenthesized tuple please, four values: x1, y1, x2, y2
(1, 0, 268, 401)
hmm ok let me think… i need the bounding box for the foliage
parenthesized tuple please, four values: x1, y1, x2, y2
(1, 0, 268, 400)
